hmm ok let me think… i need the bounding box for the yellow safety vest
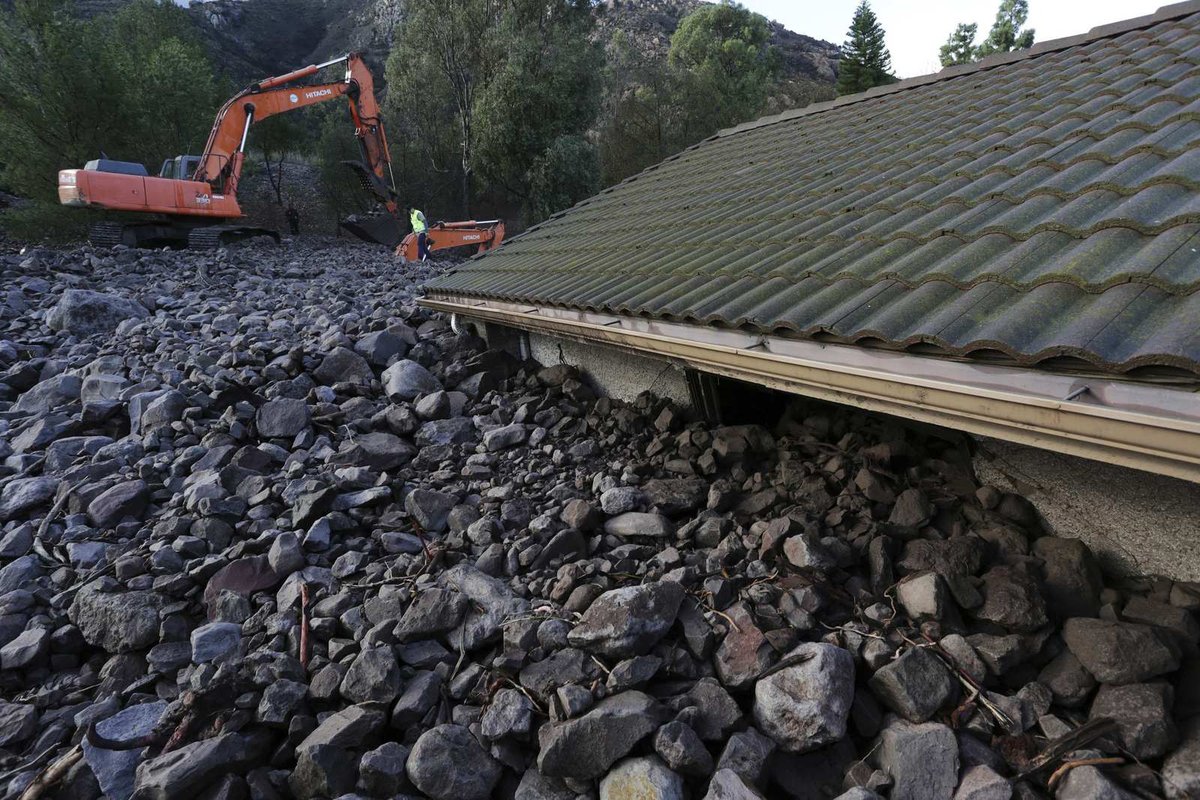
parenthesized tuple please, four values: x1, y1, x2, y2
(410, 209, 427, 234)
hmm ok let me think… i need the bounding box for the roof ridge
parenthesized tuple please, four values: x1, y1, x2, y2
(714, 0, 1200, 140)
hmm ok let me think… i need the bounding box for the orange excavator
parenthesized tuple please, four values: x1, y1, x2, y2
(57, 53, 505, 257)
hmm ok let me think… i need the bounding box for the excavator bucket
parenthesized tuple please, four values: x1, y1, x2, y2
(340, 213, 405, 248)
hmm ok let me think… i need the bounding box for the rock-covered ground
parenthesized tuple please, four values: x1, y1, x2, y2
(0, 239, 1197, 800)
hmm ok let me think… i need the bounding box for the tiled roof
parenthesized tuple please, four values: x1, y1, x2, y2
(426, 3, 1200, 381)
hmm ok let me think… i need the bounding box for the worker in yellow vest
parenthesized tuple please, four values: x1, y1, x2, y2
(405, 203, 430, 261)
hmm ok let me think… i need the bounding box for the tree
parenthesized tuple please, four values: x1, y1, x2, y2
(836, 1, 897, 95)
(385, 0, 493, 218)
(667, 1, 780, 135)
(254, 116, 306, 206)
(472, 0, 603, 224)
(977, 0, 1035, 57)
(939, 22, 978, 67)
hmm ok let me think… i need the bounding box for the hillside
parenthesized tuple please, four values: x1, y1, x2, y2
(73, 0, 838, 88)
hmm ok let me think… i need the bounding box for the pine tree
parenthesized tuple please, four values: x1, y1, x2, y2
(976, 0, 1035, 58)
(939, 23, 978, 67)
(836, 1, 897, 95)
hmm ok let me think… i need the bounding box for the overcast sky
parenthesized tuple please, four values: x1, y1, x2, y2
(740, 1, 1166, 78)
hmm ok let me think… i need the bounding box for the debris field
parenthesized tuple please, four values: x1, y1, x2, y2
(0, 240, 1197, 800)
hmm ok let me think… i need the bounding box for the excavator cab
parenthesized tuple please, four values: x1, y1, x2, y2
(157, 155, 203, 181)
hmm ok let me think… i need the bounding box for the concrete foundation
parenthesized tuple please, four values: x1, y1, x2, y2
(973, 437, 1200, 582)
(527, 332, 692, 406)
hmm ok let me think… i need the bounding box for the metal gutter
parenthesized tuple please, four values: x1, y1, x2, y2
(422, 295, 1200, 484)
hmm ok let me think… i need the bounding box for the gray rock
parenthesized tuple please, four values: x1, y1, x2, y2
(783, 533, 838, 571)
(340, 647, 402, 704)
(257, 679, 308, 727)
(87, 480, 150, 528)
(1162, 717, 1200, 800)
(1033, 537, 1102, 619)
(953, 765, 1011, 800)
(190, 622, 240, 663)
(297, 704, 386, 752)
(715, 728, 775, 786)
(391, 670, 441, 730)
(869, 646, 957, 723)
(1089, 682, 1177, 759)
(974, 567, 1048, 633)
(0, 701, 37, 747)
(406, 724, 501, 800)
(480, 687, 534, 740)
(395, 587, 467, 641)
(291, 743, 357, 800)
(314, 346, 374, 386)
(600, 486, 645, 515)
(356, 330, 410, 366)
(69, 584, 163, 652)
(703, 769, 767, 799)
(138, 390, 187, 433)
(267, 532, 304, 577)
(514, 769, 578, 800)
(753, 642, 855, 752)
(383, 360, 441, 401)
(0, 627, 49, 669)
(600, 756, 684, 800)
(897, 572, 949, 620)
(1122, 596, 1200, 657)
(47, 289, 148, 336)
(132, 733, 250, 800)
(1054, 762, 1137, 799)
(14, 373, 81, 413)
(256, 398, 310, 438)
(834, 791, 884, 800)
(81, 701, 168, 800)
(343, 431, 416, 470)
(0, 554, 43, 594)
(654, 721, 713, 776)
(405, 489, 456, 532)
(414, 417, 477, 447)
(538, 691, 666, 779)
(568, 581, 685, 658)
(359, 741, 409, 796)
(484, 423, 527, 451)
(1062, 617, 1181, 684)
(1037, 651, 1096, 708)
(877, 718, 959, 800)
(0, 476, 59, 521)
(604, 512, 674, 539)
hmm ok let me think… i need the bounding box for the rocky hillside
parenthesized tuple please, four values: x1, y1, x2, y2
(73, 0, 836, 87)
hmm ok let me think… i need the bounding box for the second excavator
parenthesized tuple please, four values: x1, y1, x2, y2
(56, 53, 504, 258)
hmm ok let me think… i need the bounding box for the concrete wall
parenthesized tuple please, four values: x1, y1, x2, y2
(528, 332, 691, 406)
(973, 437, 1200, 582)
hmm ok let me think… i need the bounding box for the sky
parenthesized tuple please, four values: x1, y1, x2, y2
(741, 1, 1167, 79)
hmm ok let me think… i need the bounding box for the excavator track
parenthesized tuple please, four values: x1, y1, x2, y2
(186, 226, 280, 249)
(87, 222, 126, 248)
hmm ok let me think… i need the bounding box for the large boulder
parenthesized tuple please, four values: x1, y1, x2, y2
(1062, 617, 1181, 684)
(69, 582, 163, 652)
(753, 643, 855, 752)
(0, 476, 59, 521)
(406, 724, 500, 800)
(383, 359, 441, 400)
(568, 581, 685, 658)
(538, 691, 666, 780)
(46, 289, 148, 337)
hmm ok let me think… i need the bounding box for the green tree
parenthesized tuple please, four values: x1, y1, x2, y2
(385, 0, 493, 217)
(0, 0, 219, 237)
(939, 22, 979, 67)
(836, 0, 897, 95)
(472, 0, 603, 224)
(667, 1, 780, 134)
(976, 0, 1035, 57)
(598, 32, 683, 186)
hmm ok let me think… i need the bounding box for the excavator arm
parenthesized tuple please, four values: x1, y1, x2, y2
(196, 54, 395, 206)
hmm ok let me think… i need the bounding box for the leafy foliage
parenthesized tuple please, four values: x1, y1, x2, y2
(0, 0, 221, 236)
(977, 0, 1036, 57)
(939, 23, 979, 67)
(940, 1, 1035, 67)
(836, 0, 897, 95)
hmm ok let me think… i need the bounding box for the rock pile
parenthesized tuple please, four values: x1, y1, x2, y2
(0, 239, 1197, 800)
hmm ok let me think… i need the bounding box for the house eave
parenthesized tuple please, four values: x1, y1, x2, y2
(421, 294, 1200, 484)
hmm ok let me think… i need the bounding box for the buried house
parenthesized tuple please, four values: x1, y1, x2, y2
(423, 2, 1200, 580)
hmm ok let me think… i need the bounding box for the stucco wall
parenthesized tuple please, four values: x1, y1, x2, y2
(973, 437, 1200, 582)
(527, 332, 691, 406)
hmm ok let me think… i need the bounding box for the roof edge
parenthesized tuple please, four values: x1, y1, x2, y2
(716, 0, 1200, 139)
(423, 295, 1200, 484)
